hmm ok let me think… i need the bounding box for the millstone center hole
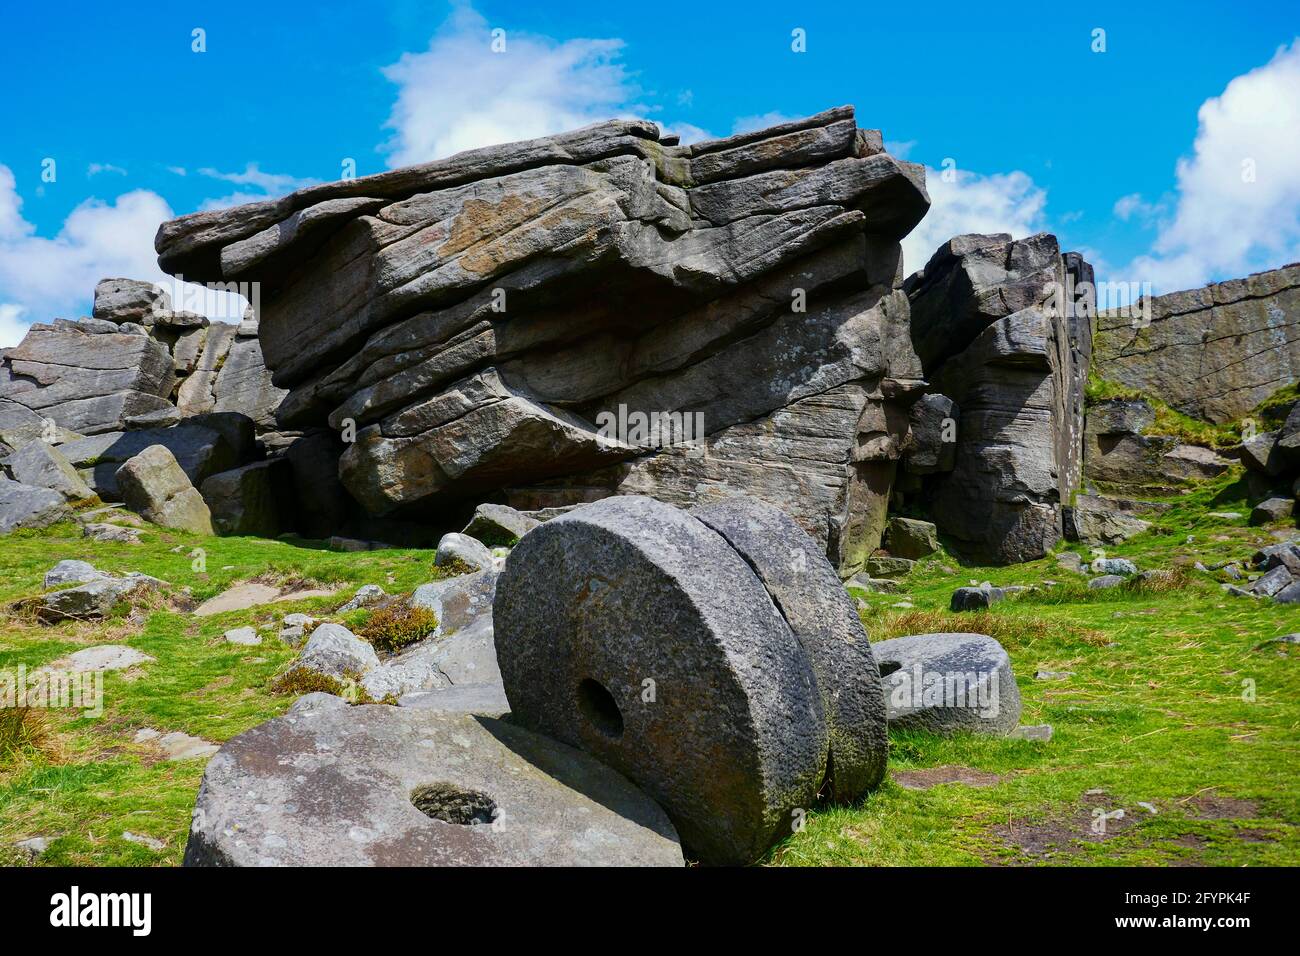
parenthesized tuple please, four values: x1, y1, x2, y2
(411, 782, 497, 825)
(878, 660, 902, 678)
(577, 677, 624, 739)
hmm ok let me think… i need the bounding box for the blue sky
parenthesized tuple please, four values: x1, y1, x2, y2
(2, 0, 1298, 343)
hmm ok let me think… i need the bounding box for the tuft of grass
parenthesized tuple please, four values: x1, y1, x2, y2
(865, 608, 1110, 651)
(0, 708, 61, 765)
(268, 667, 347, 698)
(357, 603, 438, 654)
(434, 557, 479, 578)
(1252, 382, 1300, 430)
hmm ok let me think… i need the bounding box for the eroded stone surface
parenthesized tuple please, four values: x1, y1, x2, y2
(690, 495, 888, 800)
(494, 495, 826, 865)
(184, 706, 683, 866)
(1093, 264, 1300, 423)
(155, 108, 929, 571)
(873, 632, 1021, 736)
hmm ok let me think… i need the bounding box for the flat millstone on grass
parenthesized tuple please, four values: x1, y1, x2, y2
(194, 582, 340, 616)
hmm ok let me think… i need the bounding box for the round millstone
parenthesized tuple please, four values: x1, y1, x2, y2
(184, 705, 682, 867)
(872, 632, 1022, 736)
(494, 495, 827, 866)
(691, 496, 888, 800)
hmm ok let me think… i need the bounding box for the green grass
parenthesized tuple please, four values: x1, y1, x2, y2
(773, 473, 1300, 866)
(0, 520, 447, 866)
(1085, 373, 1238, 448)
(2, 480, 1297, 868)
(1085, 373, 1300, 447)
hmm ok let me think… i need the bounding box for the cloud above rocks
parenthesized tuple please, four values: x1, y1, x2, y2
(1119, 38, 1300, 292)
(381, 3, 646, 165)
(901, 165, 1049, 275)
(0, 165, 248, 346)
(196, 163, 320, 211)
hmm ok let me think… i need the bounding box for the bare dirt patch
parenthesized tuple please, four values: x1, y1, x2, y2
(894, 765, 1006, 790)
(1181, 794, 1261, 819)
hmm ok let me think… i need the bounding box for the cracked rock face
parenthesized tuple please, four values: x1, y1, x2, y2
(0, 320, 175, 435)
(901, 234, 1094, 564)
(155, 107, 930, 569)
(1092, 263, 1300, 424)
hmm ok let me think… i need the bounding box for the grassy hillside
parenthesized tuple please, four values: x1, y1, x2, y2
(777, 474, 1300, 866)
(1, 474, 1297, 867)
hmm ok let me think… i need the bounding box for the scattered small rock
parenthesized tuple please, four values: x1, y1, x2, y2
(45, 645, 154, 673)
(1091, 557, 1137, 576)
(1009, 724, 1054, 742)
(950, 584, 1005, 611)
(223, 626, 261, 646)
(1088, 575, 1125, 590)
(434, 532, 494, 572)
(1250, 496, 1294, 526)
(14, 836, 51, 860)
(287, 692, 349, 716)
(338, 583, 386, 613)
(296, 623, 378, 681)
(122, 831, 165, 852)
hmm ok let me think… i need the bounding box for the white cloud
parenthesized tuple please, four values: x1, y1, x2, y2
(1112, 192, 1165, 226)
(885, 140, 916, 160)
(197, 163, 318, 196)
(88, 163, 128, 177)
(901, 165, 1049, 275)
(1119, 39, 1300, 292)
(0, 164, 248, 338)
(658, 122, 713, 145)
(381, 3, 644, 165)
(0, 303, 28, 349)
(730, 112, 798, 136)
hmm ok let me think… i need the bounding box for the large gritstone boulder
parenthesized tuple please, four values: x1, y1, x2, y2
(0, 320, 174, 434)
(57, 423, 238, 500)
(0, 477, 73, 533)
(1082, 399, 1231, 496)
(3, 440, 93, 501)
(92, 278, 170, 324)
(184, 706, 683, 867)
(873, 632, 1021, 736)
(1093, 263, 1300, 424)
(689, 496, 888, 800)
(494, 495, 880, 865)
(115, 444, 213, 534)
(901, 235, 1094, 564)
(155, 107, 931, 573)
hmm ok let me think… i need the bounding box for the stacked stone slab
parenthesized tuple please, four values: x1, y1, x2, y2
(1093, 263, 1300, 424)
(154, 107, 931, 573)
(0, 278, 286, 441)
(898, 233, 1094, 563)
(0, 318, 174, 435)
(492, 495, 889, 865)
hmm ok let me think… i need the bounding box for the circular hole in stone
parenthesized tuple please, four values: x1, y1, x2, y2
(577, 677, 624, 739)
(878, 660, 902, 678)
(410, 783, 497, 825)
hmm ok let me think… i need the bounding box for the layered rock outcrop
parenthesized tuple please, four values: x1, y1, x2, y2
(1093, 263, 1300, 424)
(154, 107, 930, 571)
(0, 279, 286, 438)
(897, 234, 1093, 563)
